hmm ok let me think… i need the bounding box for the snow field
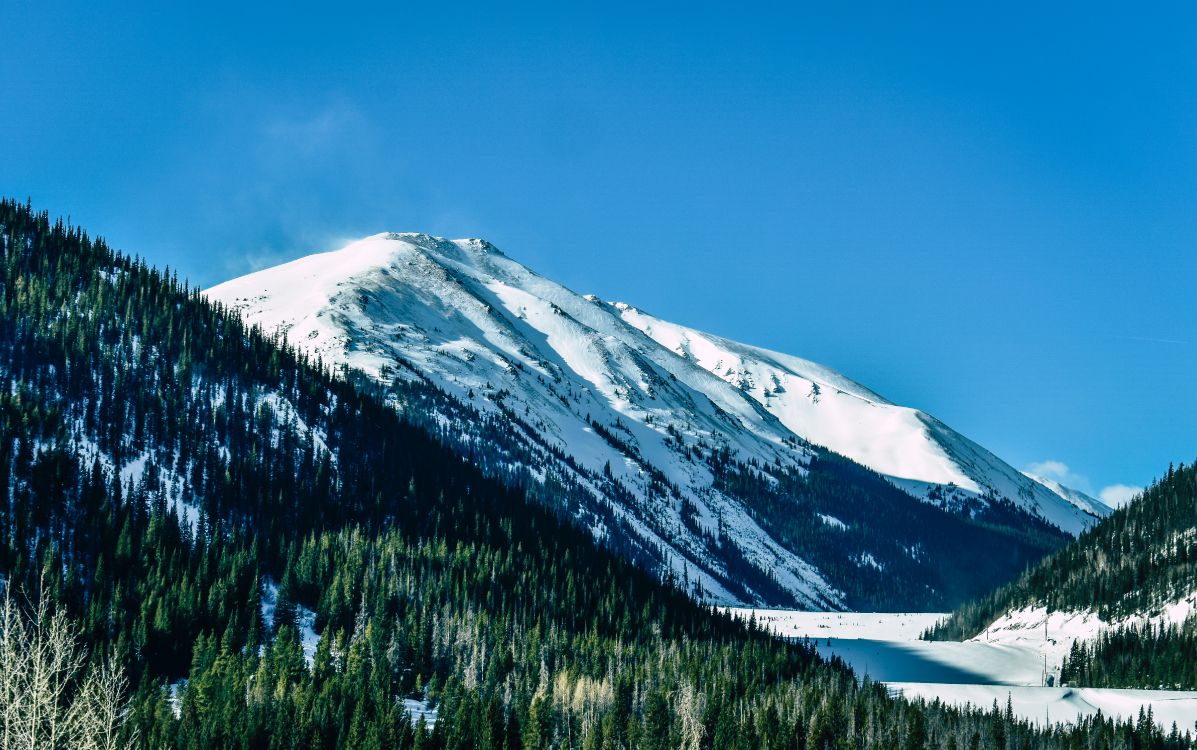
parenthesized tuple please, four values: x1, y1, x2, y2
(725, 609, 1197, 730)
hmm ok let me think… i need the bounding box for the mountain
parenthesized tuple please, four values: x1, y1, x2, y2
(3, 199, 1173, 748)
(207, 232, 1104, 609)
(609, 306, 1110, 533)
(1022, 472, 1108, 519)
(926, 461, 1197, 690)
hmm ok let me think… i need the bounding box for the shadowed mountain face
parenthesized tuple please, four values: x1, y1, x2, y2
(208, 233, 1097, 609)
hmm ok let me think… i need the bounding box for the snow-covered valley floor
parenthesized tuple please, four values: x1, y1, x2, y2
(724, 609, 1197, 731)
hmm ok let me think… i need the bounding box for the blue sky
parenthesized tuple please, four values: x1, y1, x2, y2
(4, 1, 1195, 502)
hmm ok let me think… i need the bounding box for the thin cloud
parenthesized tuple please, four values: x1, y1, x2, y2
(1026, 460, 1072, 481)
(1027, 460, 1142, 510)
(260, 101, 373, 158)
(1026, 460, 1093, 495)
(220, 247, 296, 280)
(1116, 335, 1190, 346)
(1099, 484, 1142, 508)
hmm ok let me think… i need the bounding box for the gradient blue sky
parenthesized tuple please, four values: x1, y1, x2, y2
(4, 1, 1195, 502)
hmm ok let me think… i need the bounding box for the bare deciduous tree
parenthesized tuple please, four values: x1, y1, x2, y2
(0, 589, 136, 750)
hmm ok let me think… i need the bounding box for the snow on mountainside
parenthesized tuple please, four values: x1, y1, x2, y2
(612, 306, 1111, 534)
(1022, 472, 1108, 519)
(962, 590, 1197, 688)
(207, 233, 1107, 607)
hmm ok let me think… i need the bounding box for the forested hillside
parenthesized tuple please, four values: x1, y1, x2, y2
(0, 198, 1185, 748)
(926, 460, 1197, 690)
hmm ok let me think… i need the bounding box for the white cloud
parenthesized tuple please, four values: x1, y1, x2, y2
(1027, 460, 1142, 510)
(1025, 460, 1093, 495)
(1026, 460, 1071, 481)
(1099, 484, 1142, 508)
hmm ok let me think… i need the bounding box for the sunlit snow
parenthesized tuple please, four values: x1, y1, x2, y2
(728, 609, 1197, 730)
(207, 232, 1111, 605)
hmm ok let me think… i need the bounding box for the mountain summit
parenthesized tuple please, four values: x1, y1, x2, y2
(207, 233, 1108, 608)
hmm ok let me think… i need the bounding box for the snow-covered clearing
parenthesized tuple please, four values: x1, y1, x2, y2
(726, 609, 1197, 730)
(296, 605, 320, 667)
(725, 609, 945, 640)
(402, 698, 438, 728)
(168, 680, 186, 719)
(259, 579, 320, 667)
(979, 598, 1197, 673)
(890, 682, 1197, 731)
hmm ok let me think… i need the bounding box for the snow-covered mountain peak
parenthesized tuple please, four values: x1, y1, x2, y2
(208, 232, 1111, 606)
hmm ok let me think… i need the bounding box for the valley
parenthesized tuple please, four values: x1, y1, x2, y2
(1, 200, 1190, 747)
(728, 610, 1197, 730)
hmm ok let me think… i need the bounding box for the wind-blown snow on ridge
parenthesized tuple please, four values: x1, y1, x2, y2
(604, 304, 1109, 534)
(610, 306, 965, 487)
(1022, 472, 1108, 519)
(207, 232, 1108, 606)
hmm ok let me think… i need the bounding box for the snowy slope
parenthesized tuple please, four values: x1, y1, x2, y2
(968, 592, 1197, 681)
(207, 233, 1107, 606)
(1022, 472, 1108, 519)
(734, 610, 1197, 731)
(208, 234, 840, 608)
(613, 306, 1110, 534)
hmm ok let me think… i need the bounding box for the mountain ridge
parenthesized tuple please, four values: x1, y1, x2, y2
(207, 232, 1104, 608)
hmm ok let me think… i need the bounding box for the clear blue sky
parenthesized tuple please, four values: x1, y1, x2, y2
(4, 1, 1195, 502)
